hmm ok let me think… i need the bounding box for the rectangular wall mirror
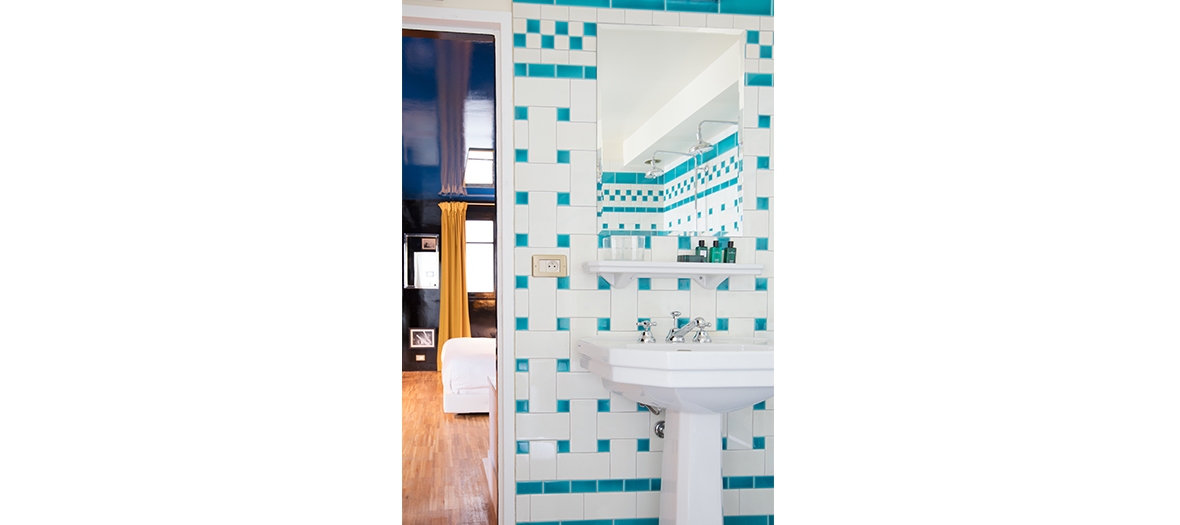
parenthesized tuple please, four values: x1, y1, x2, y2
(404, 233, 440, 289)
(596, 25, 746, 241)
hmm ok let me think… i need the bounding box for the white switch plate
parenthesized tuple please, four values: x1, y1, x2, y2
(415, 355, 426, 362)
(531, 254, 568, 277)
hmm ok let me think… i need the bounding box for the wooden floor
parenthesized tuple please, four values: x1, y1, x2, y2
(403, 371, 495, 525)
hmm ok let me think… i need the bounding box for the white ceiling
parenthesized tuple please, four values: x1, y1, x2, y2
(598, 25, 743, 171)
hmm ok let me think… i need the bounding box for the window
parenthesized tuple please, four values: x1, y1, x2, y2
(464, 148, 494, 188)
(465, 219, 494, 292)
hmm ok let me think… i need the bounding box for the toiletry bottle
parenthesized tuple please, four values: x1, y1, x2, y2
(724, 241, 737, 263)
(695, 240, 709, 259)
(709, 240, 723, 263)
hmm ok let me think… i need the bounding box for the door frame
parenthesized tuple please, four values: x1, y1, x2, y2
(402, 5, 515, 524)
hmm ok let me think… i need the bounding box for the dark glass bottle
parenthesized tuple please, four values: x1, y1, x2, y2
(694, 240, 709, 259)
(709, 240, 723, 263)
(724, 241, 737, 263)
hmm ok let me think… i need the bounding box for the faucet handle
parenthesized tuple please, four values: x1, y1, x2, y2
(636, 320, 657, 329)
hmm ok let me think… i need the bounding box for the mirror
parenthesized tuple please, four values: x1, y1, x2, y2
(404, 233, 440, 289)
(596, 25, 745, 240)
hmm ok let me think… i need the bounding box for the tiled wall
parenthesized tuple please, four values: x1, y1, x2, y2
(510, 1, 773, 523)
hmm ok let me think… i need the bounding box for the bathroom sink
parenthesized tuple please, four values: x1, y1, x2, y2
(576, 337, 773, 414)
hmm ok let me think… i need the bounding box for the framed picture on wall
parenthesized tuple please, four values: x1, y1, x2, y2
(409, 328, 435, 348)
(420, 237, 437, 250)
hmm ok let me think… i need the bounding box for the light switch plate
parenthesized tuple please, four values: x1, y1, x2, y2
(415, 355, 426, 362)
(531, 254, 568, 277)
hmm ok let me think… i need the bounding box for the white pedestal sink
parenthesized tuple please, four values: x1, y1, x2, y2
(576, 337, 773, 525)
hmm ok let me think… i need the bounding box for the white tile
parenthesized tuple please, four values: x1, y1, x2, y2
(541, 49, 570, 64)
(556, 35, 570, 50)
(569, 150, 598, 206)
(726, 406, 754, 449)
(567, 319, 601, 360)
(688, 283, 718, 327)
(529, 274, 558, 331)
(723, 489, 740, 515)
(527, 33, 542, 49)
(514, 46, 540, 64)
(585, 492, 636, 519)
(530, 440, 558, 480)
(727, 274, 755, 291)
(746, 43, 761, 59)
(707, 14, 733, 28)
(636, 492, 660, 518)
(516, 413, 571, 440)
(513, 19, 527, 33)
(569, 238, 600, 290)
(652, 10, 679, 26)
(764, 436, 774, 474)
(569, 399, 599, 453)
(540, 19, 556, 34)
(758, 85, 773, 115)
(753, 409, 773, 436)
(597, 8, 625, 24)
(529, 359, 558, 413)
(721, 449, 765, 476)
(744, 209, 770, 238)
(555, 122, 597, 150)
(557, 452, 611, 479)
(744, 58, 760, 76)
(764, 397, 774, 410)
(516, 454, 531, 480)
(733, 237, 757, 264)
(743, 91, 761, 129)
(679, 12, 707, 27)
(569, 79, 596, 123)
(636, 290, 689, 319)
(568, 50, 596, 66)
(528, 191, 559, 248)
(513, 3, 540, 18)
(516, 494, 531, 521)
(717, 291, 768, 318)
(636, 451, 663, 478)
(516, 330, 570, 359)
(648, 236, 679, 262)
(649, 277, 678, 291)
(740, 488, 775, 515)
(514, 77, 570, 107)
(569, 7, 596, 22)
(515, 204, 529, 233)
(555, 290, 611, 317)
(569, 21, 585, 37)
(609, 438, 637, 478)
(726, 317, 755, 338)
(529, 107, 558, 164)
(624, 9, 652, 25)
(733, 15, 761, 29)
(760, 17, 773, 31)
(557, 206, 597, 234)
(583, 35, 597, 52)
(761, 29, 773, 43)
(514, 119, 530, 150)
(756, 169, 773, 198)
(540, 5, 569, 20)
(515, 288, 529, 317)
(531, 493, 584, 521)
(516, 162, 570, 192)
(759, 59, 773, 74)
(754, 251, 772, 277)
(597, 412, 650, 439)
(515, 371, 530, 400)
(556, 371, 609, 399)
(609, 392, 636, 412)
(609, 283, 638, 335)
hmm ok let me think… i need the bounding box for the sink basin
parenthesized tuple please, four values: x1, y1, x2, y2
(575, 337, 773, 414)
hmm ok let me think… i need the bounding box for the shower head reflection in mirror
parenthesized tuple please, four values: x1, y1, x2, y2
(597, 25, 745, 239)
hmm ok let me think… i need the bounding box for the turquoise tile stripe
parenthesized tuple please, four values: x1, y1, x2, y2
(746, 73, 773, 86)
(515, 516, 771, 524)
(512, 0, 771, 15)
(515, 63, 590, 79)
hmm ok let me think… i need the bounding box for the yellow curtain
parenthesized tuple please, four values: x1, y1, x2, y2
(437, 201, 471, 368)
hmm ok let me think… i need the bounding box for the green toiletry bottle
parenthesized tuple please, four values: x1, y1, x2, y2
(695, 240, 709, 260)
(709, 241, 723, 263)
(724, 241, 737, 263)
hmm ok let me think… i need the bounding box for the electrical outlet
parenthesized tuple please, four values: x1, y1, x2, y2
(415, 355, 426, 362)
(531, 254, 568, 277)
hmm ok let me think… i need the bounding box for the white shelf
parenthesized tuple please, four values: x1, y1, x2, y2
(584, 261, 764, 289)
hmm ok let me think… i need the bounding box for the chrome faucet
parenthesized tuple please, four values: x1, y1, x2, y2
(666, 312, 713, 343)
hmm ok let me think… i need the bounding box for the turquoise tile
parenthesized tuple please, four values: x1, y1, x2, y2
(723, 477, 729, 489)
(516, 233, 528, 247)
(557, 438, 570, 451)
(618, 519, 660, 525)
(677, 317, 690, 329)
(723, 516, 769, 525)
(515, 106, 528, 120)
(597, 276, 611, 290)
(517, 441, 529, 454)
(555, 20, 569, 35)
(516, 149, 528, 162)
(557, 359, 570, 372)
(758, 115, 771, 128)
(650, 479, 661, 491)
(638, 278, 651, 290)
(529, 63, 555, 77)
(755, 318, 768, 331)
(729, 476, 754, 489)
(516, 275, 529, 289)
(573, 520, 613, 525)
(516, 191, 529, 204)
(571, 479, 598, 492)
(557, 317, 571, 330)
(556, 276, 570, 290)
(517, 481, 543, 494)
(516, 400, 529, 412)
(557, 107, 570, 121)
(756, 277, 768, 290)
(516, 359, 529, 372)
(541, 35, 555, 49)
(716, 318, 729, 331)
(746, 72, 773, 86)
(597, 399, 610, 412)
(557, 0, 610, 5)
(583, 22, 597, 37)
(760, 44, 773, 59)
(678, 236, 691, 249)
(597, 440, 612, 453)
(527, 19, 541, 33)
(722, 437, 728, 450)
(717, 278, 730, 291)
(543, 480, 570, 493)
(557, 234, 570, 248)
(614, 0, 664, 9)
(583, 65, 597, 79)
(597, 318, 610, 330)
(557, 150, 570, 163)
(719, 0, 773, 15)
(570, 36, 583, 50)
(516, 317, 529, 330)
(677, 278, 691, 291)
(513, 33, 527, 47)
(757, 197, 769, 209)
(756, 237, 769, 250)
(753, 436, 766, 449)
(637, 439, 650, 452)
(556, 64, 582, 78)
(756, 156, 770, 169)
(625, 478, 650, 492)
(747, 30, 760, 44)
(753, 400, 766, 410)
(667, 0, 717, 12)
(557, 192, 570, 205)
(598, 478, 622, 491)
(514, 63, 527, 76)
